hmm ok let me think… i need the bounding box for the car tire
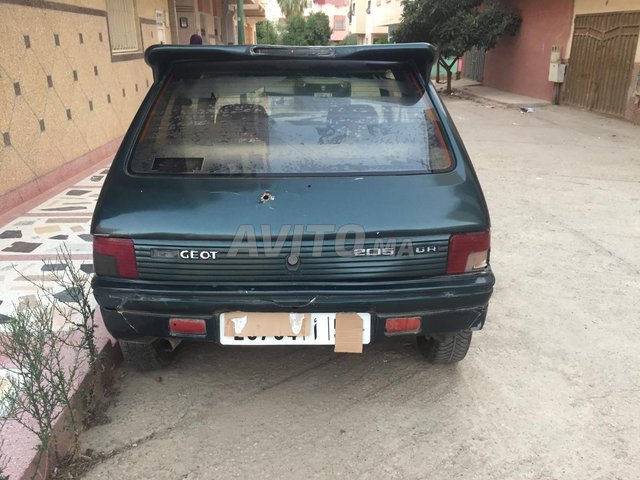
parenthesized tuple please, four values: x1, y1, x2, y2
(417, 331, 472, 364)
(119, 339, 172, 371)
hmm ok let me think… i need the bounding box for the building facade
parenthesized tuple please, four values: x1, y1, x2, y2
(347, 0, 399, 44)
(481, 0, 574, 102)
(170, 0, 265, 46)
(0, 0, 264, 213)
(370, 0, 402, 42)
(563, 0, 640, 123)
(310, 0, 351, 43)
(477, 0, 640, 123)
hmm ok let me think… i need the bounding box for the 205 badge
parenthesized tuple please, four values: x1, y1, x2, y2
(353, 246, 439, 257)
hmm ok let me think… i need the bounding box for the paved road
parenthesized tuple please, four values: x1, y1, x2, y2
(80, 98, 640, 480)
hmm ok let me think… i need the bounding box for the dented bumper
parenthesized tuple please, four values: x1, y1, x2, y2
(93, 270, 495, 342)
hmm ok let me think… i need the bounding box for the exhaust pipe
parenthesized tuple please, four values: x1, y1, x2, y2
(159, 338, 182, 352)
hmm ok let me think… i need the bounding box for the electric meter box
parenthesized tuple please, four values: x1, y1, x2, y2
(549, 63, 567, 83)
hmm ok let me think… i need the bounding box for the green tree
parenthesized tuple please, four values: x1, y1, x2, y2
(305, 12, 331, 46)
(280, 13, 331, 46)
(339, 34, 359, 46)
(280, 15, 309, 45)
(394, 0, 521, 92)
(277, 0, 307, 18)
(256, 20, 279, 44)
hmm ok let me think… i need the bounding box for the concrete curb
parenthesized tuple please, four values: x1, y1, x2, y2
(439, 80, 552, 109)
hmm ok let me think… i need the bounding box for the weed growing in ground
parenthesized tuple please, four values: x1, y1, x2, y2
(0, 298, 83, 479)
(0, 246, 99, 479)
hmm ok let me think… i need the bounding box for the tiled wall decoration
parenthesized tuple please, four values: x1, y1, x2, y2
(0, 1, 166, 198)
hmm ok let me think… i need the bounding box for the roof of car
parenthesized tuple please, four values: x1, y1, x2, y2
(145, 43, 437, 83)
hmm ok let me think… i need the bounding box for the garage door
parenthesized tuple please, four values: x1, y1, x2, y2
(563, 11, 640, 117)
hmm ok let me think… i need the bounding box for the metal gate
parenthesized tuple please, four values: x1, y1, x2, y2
(563, 11, 640, 117)
(464, 47, 486, 82)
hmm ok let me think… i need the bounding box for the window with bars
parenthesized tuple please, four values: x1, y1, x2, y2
(106, 0, 140, 53)
(334, 15, 346, 31)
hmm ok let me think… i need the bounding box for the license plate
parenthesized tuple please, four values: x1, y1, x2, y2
(314, 92, 333, 97)
(219, 313, 371, 346)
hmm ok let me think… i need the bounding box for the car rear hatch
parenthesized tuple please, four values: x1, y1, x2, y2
(91, 44, 490, 286)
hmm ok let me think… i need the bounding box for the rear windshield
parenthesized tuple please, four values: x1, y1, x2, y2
(129, 61, 454, 176)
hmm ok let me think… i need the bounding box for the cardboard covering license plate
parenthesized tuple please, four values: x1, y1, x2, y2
(219, 312, 371, 352)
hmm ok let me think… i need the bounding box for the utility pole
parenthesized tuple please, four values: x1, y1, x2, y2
(237, 0, 245, 44)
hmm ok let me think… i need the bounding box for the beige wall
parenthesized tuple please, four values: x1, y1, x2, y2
(58, 0, 106, 9)
(138, 0, 172, 24)
(347, 0, 387, 44)
(570, 0, 640, 61)
(349, 0, 367, 36)
(573, 0, 640, 14)
(173, 0, 200, 44)
(371, 0, 402, 28)
(0, 0, 171, 198)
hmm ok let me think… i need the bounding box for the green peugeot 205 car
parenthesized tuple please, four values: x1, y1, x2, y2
(91, 43, 495, 370)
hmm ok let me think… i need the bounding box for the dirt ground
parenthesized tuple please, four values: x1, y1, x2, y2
(78, 98, 640, 480)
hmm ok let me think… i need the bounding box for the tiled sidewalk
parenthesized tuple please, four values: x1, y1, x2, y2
(0, 168, 107, 319)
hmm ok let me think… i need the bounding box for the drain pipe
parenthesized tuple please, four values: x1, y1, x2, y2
(237, 0, 245, 45)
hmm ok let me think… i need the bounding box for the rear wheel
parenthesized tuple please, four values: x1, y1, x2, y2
(119, 339, 172, 371)
(417, 331, 473, 364)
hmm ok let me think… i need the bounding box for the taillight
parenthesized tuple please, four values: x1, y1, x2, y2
(93, 236, 138, 279)
(447, 232, 490, 274)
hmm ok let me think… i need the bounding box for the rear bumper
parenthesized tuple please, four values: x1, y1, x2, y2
(93, 270, 495, 342)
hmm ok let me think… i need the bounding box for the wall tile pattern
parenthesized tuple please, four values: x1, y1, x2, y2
(0, 2, 164, 197)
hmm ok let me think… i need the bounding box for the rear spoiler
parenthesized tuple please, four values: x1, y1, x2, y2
(145, 43, 437, 84)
